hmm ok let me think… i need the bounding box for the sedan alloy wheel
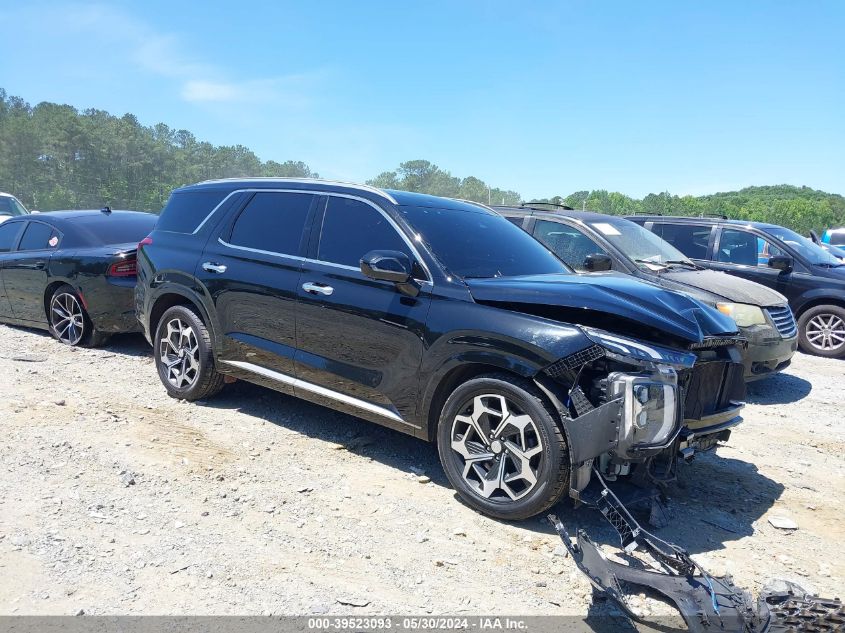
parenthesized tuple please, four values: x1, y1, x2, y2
(50, 292, 86, 345)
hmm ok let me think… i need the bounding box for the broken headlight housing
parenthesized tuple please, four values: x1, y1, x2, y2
(608, 366, 680, 455)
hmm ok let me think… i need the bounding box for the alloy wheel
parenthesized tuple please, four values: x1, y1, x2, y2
(158, 318, 201, 389)
(805, 313, 845, 352)
(450, 394, 544, 501)
(50, 293, 85, 345)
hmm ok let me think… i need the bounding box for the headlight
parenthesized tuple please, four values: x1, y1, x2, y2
(582, 328, 696, 369)
(716, 302, 767, 327)
(609, 367, 680, 451)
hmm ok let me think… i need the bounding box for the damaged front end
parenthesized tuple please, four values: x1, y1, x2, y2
(534, 328, 746, 500)
(547, 470, 844, 632)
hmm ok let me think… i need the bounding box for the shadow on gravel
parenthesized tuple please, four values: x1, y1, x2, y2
(101, 333, 151, 357)
(745, 371, 812, 405)
(201, 380, 784, 560)
(202, 379, 447, 484)
(509, 450, 784, 558)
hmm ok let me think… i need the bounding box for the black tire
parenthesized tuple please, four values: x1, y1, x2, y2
(47, 284, 109, 348)
(436, 373, 570, 521)
(153, 304, 225, 401)
(797, 304, 845, 359)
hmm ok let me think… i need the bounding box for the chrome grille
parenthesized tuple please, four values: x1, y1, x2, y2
(766, 305, 797, 338)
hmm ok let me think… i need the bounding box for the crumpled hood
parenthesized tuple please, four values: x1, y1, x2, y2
(466, 273, 739, 344)
(659, 268, 787, 306)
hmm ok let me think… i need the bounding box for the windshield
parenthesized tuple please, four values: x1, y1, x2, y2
(398, 205, 569, 279)
(0, 196, 27, 217)
(764, 226, 842, 266)
(589, 217, 693, 269)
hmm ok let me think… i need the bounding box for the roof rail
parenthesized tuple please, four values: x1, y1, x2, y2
(452, 198, 497, 212)
(194, 177, 398, 204)
(699, 212, 729, 219)
(632, 211, 661, 216)
(522, 201, 575, 211)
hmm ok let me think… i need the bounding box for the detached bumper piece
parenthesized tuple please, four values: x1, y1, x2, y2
(549, 471, 842, 632)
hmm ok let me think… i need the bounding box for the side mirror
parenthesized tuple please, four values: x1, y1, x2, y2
(768, 255, 793, 273)
(361, 250, 420, 297)
(583, 253, 613, 272)
(361, 250, 412, 283)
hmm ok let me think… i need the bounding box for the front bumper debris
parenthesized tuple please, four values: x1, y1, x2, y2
(549, 469, 842, 632)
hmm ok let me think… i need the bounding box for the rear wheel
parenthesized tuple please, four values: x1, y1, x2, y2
(48, 284, 109, 347)
(154, 304, 224, 400)
(436, 373, 570, 521)
(798, 305, 845, 359)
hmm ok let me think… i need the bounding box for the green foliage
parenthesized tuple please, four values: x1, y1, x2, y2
(367, 159, 521, 206)
(0, 89, 317, 212)
(533, 185, 845, 234)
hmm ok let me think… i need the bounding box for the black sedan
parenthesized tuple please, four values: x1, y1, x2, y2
(0, 209, 156, 346)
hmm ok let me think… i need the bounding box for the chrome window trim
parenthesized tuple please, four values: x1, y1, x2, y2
(194, 178, 398, 204)
(217, 237, 305, 262)
(220, 359, 416, 427)
(203, 188, 433, 283)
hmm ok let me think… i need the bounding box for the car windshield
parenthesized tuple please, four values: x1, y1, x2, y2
(589, 217, 693, 269)
(398, 205, 570, 279)
(764, 226, 842, 266)
(0, 196, 27, 217)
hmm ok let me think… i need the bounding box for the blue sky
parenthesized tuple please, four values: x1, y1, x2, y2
(1, 1, 843, 199)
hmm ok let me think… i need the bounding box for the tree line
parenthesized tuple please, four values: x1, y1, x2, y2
(1, 89, 842, 233)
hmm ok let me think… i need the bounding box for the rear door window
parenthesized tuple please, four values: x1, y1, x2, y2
(0, 222, 24, 252)
(317, 197, 409, 268)
(651, 223, 712, 259)
(228, 191, 315, 256)
(18, 222, 59, 250)
(533, 220, 608, 272)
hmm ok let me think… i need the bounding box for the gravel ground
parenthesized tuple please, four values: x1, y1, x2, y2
(0, 324, 842, 622)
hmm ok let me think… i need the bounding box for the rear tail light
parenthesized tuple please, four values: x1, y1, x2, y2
(138, 235, 153, 249)
(108, 258, 137, 277)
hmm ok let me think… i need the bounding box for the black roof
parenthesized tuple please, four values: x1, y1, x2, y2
(174, 178, 487, 213)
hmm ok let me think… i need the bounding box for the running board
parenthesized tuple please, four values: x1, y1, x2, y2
(548, 468, 843, 632)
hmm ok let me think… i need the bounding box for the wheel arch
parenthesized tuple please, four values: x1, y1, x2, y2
(148, 289, 215, 344)
(43, 278, 80, 319)
(794, 295, 845, 320)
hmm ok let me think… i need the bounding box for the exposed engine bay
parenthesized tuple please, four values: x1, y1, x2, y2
(534, 328, 747, 500)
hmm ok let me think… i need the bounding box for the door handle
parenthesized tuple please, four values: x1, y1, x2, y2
(302, 282, 334, 296)
(202, 262, 227, 274)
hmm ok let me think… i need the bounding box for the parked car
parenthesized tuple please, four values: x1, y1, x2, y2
(0, 209, 157, 346)
(810, 230, 845, 262)
(495, 206, 797, 381)
(822, 227, 845, 248)
(0, 192, 29, 223)
(137, 179, 747, 520)
(628, 215, 845, 359)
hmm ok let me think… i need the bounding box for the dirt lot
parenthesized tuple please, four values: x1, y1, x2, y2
(0, 323, 843, 621)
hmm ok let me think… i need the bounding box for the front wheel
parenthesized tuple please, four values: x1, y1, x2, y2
(154, 305, 225, 400)
(436, 373, 570, 521)
(797, 305, 845, 359)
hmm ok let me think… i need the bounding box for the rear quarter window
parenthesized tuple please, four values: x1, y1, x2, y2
(651, 223, 712, 259)
(157, 191, 228, 233)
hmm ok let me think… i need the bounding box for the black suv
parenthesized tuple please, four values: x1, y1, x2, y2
(137, 179, 746, 520)
(495, 206, 797, 380)
(629, 215, 845, 359)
